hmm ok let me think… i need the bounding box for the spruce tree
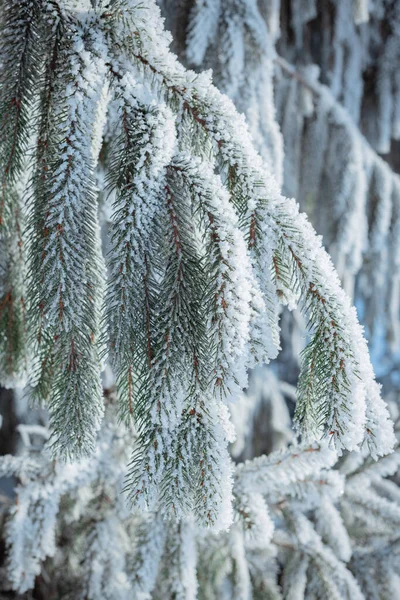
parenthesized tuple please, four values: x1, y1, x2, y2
(0, 1, 399, 598)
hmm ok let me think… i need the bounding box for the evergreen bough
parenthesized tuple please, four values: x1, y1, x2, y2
(0, 0, 395, 529)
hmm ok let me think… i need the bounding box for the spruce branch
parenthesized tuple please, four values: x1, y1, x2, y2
(285, 511, 365, 600)
(28, 15, 107, 458)
(0, 0, 394, 529)
(0, 0, 43, 224)
(0, 2, 399, 596)
(1, 410, 398, 597)
(104, 0, 395, 458)
(155, 520, 198, 600)
(127, 513, 166, 597)
(105, 75, 176, 421)
(168, 153, 265, 394)
(0, 189, 28, 385)
(0, 0, 46, 382)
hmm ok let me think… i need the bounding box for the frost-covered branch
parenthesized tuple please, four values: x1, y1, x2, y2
(28, 13, 107, 458)
(106, 0, 394, 459)
(0, 0, 395, 529)
(3, 417, 398, 598)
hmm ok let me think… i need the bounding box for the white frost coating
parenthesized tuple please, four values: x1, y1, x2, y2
(275, 52, 400, 348)
(279, 198, 393, 455)
(248, 205, 282, 363)
(27, 14, 110, 459)
(106, 71, 176, 357)
(291, 0, 317, 49)
(289, 512, 365, 600)
(388, 179, 400, 350)
(17, 424, 50, 448)
(353, 0, 369, 24)
(229, 526, 252, 600)
(362, 159, 393, 327)
(170, 153, 277, 395)
(85, 27, 110, 164)
(236, 492, 274, 550)
(110, 0, 396, 460)
(177, 155, 255, 391)
(6, 460, 92, 592)
(6, 483, 61, 593)
(2, 2, 400, 596)
(338, 448, 400, 573)
(190, 81, 389, 452)
(4, 416, 129, 594)
(178, 522, 198, 600)
(0, 454, 40, 480)
(42, 25, 106, 332)
(185, 0, 284, 185)
(181, 396, 235, 532)
(318, 87, 368, 285)
(343, 481, 400, 531)
(129, 389, 234, 531)
(4, 4, 398, 576)
(186, 0, 221, 66)
(283, 553, 309, 600)
(2, 405, 400, 597)
(315, 495, 352, 562)
(129, 515, 166, 598)
(350, 448, 400, 480)
(246, 55, 284, 187)
(85, 514, 131, 600)
(235, 443, 338, 498)
(162, 521, 198, 600)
